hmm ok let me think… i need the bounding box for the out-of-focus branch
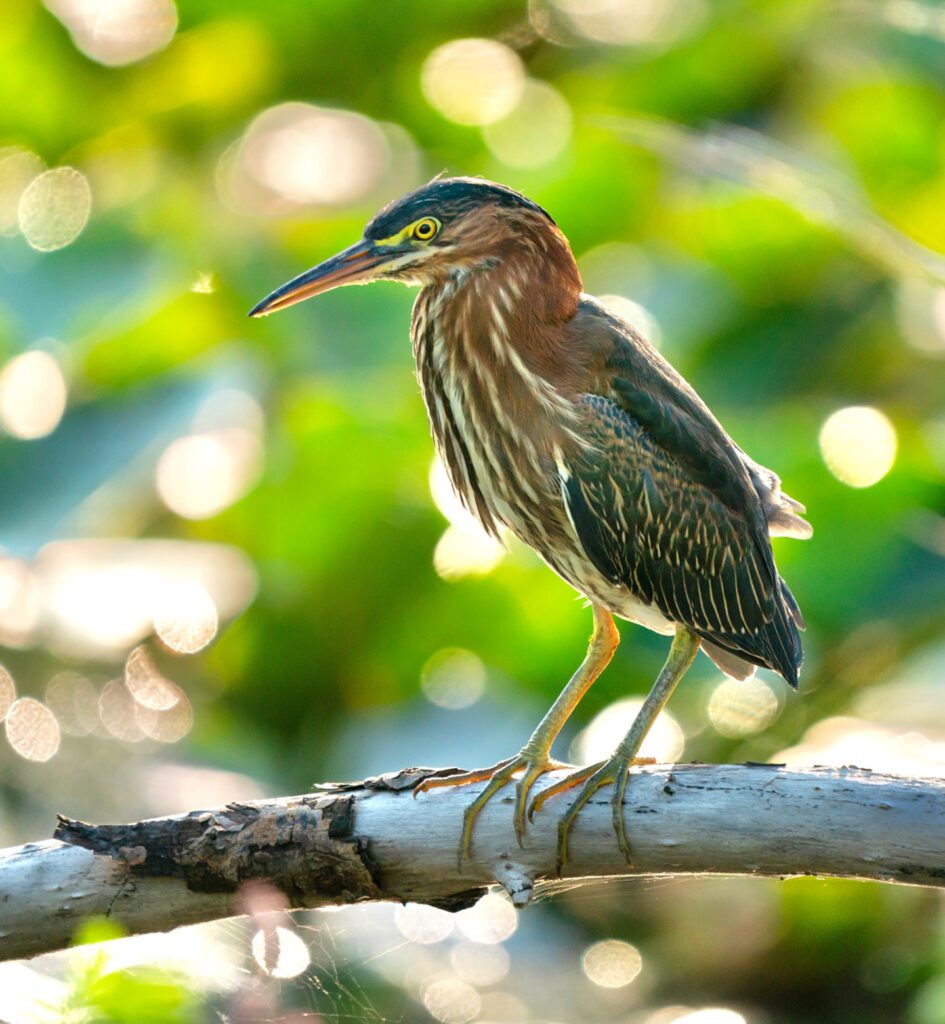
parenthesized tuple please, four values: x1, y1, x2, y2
(3, 763, 944, 962)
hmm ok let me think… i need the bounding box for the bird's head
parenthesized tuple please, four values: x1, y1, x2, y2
(249, 177, 577, 317)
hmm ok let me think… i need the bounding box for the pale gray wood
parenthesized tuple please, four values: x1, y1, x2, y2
(2, 763, 944, 962)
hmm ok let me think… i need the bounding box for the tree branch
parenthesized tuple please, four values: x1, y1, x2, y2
(3, 763, 944, 962)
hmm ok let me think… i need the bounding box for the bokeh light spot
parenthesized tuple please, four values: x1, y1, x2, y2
(394, 902, 454, 944)
(421, 648, 487, 709)
(45, 672, 99, 736)
(896, 278, 945, 356)
(48, 564, 155, 652)
(707, 676, 780, 738)
(581, 939, 643, 988)
(819, 406, 897, 488)
(193, 388, 265, 436)
(433, 525, 506, 581)
(221, 103, 393, 215)
(429, 459, 506, 578)
(455, 892, 518, 945)
(429, 456, 484, 535)
(245, 105, 388, 204)
(99, 678, 145, 742)
(153, 580, 218, 654)
(18, 167, 92, 251)
(135, 686, 192, 743)
(0, 350, 68, 440)
(0, 558, 40, 648)
(45, 0, 178, 66)
(451, 941, 510, 986)
(422, 978, 481, 1024)
(421, 39, 525, 126)
(156, 429, 262, 520)
(547, 0, 708, 47)
(125, 645, 181, 711)
(572, 697, 684, 765)
(40, 539, 257, 657)
(251, 926, 311, 979)
(0, 665, 15, 721)
(5, 697, 60, 762)
(483, 79, 572, 168)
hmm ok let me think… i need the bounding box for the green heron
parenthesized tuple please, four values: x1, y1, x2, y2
(250, 177, 810, 869)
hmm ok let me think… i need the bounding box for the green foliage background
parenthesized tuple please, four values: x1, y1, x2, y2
(2, 1, 945, 1022)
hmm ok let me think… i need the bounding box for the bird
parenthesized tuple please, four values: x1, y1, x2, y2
(250, 176, 811, 870)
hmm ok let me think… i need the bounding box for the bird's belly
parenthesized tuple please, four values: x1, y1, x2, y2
(499, 499, 676, 637)
(542, 543, 676, 635)
(421, 358, 673, 637)
(440, 423, 675, 635)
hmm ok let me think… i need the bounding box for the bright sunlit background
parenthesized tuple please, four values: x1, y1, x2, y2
(2, 0, 945, 1022)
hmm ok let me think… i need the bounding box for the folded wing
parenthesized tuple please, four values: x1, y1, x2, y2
(562, 299, 808, 685)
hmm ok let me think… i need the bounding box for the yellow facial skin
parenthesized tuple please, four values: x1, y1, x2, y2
(374, 216, 441, 248)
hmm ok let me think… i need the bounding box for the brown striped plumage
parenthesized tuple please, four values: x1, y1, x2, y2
(250, 176, 811, 866)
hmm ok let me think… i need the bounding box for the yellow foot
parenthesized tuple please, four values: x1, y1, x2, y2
(414, 754, 567, 865)
(528, 755, 655, 873)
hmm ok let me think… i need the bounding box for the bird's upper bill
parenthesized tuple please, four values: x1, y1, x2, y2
(248, 176, 555, 317)
(248, 240, 386, 316)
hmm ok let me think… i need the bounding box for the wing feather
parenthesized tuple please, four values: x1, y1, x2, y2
(562, 390, 802, 685)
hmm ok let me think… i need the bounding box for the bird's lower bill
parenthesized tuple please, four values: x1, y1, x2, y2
(249, 241, 385, 317)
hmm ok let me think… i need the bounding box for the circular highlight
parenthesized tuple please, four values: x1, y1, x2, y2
(708, 677, 780, 738)
(451, 941, 510, 986)
(18, 167, 92, 252)
(156, 429, 261, 520)
(45, 672, 99, 737)
(572, 697, 684, 765)
(455, 892, 518, 945)
(5, 698, 60, 762)
(421, 648, 487, 709)
(421, 39, 525, 126)
(582, 939, 643, 988)
(153, 580, 218, 654)
(483, 79, 572, 168)
(125, 645, 181, 711)
(422, 979, 481, 1024)
(0, 351, 68, 440)
(819, 406, 897, 488)
(394, 902, 454, 944)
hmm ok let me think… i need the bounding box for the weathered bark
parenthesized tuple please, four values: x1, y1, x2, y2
(2, 763, 944, 962)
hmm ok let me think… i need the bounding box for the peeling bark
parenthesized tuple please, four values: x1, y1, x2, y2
(2, 763, 945, 962)
(55, 793, 380, 901)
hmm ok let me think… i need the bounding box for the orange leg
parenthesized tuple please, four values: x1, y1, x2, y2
(414, 605, 619, 864)
(529, 625, 700, 873)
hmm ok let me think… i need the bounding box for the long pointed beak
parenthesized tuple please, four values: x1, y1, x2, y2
(248, 240, 386, 317)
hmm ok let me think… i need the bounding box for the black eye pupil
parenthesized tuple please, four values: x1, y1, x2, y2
(417, 220, 433, 238)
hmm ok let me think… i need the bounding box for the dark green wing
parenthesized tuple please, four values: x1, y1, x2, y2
(563, 300, 804, 685)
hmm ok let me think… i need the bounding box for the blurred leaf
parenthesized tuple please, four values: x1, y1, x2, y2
(71, 917, 127, 948)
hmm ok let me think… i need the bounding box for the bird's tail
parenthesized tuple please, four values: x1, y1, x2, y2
(697, 576, 804, 688)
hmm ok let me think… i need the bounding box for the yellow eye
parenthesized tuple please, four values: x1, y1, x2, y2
(412, 217, 440, 241)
